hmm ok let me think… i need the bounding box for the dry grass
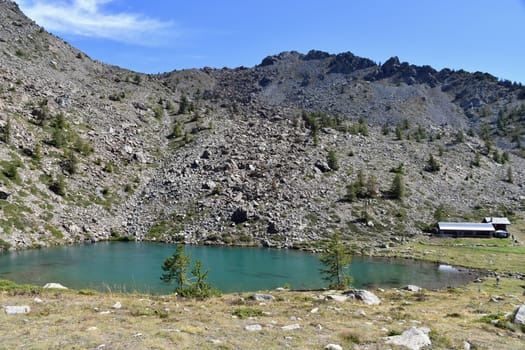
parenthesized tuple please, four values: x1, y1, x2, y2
(1, 278, 524, 349)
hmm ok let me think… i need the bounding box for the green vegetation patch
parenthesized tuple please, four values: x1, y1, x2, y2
(232, 307, 264, 319)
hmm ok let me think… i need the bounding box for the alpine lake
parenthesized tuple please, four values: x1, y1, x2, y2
(0, 242, 478, 294)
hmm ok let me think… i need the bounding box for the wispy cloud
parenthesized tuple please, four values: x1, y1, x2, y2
(16, 0, 177, 46)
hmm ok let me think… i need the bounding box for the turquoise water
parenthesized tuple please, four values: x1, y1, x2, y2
(0, 242, 476, 293)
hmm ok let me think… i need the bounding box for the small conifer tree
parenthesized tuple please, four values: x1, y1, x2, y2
(390, 173, 404, 200)
(319, 232, 352, 289)
(327, 149, 339, 171)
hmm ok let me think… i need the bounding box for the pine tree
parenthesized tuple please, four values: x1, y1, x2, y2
(184, 260, 219, 298)
(507, 166, 514, 184)
(425, 154, 440, 172)
(161, 245, 219, 297)
(390, 173, 404, 200)
(161, 245, 191, 291)
(366, 175, 379, 198)
(319, 232, 352, 289)
(395, 124, 403, 140)
(2, 118, 11, 144)
(33, 142, 42, 164)
(327, 149, 339, 171)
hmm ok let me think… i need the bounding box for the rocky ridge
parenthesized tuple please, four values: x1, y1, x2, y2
(0, 0, 524, 251)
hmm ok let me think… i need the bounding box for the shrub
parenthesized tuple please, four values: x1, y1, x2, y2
(49, 174, 66, 196)
(168, 121, 183, 139)
(152, 104, 164, 119)
(232, 307, 264, 319)
(327, 149, 339, 171)
(2, 161, 20, 181)
(108, 92, 125, 102)
(61, 150, 78, 175)
(2, 118, 11, 144)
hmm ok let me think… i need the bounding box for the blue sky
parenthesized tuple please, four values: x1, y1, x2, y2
(15, 0, 525, 83)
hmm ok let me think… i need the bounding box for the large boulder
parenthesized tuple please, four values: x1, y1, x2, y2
(345, 289, 381, 305)
(513, 304, 525, 325)
(5, 305, 30, 315)
(231, 207, 249, 224)
(385, 327, 431, 350)
(314, 160, 331, 173)
(43, 283, 68, 289)
(404, 285, 422, 292)
(251, 294, 275, 302)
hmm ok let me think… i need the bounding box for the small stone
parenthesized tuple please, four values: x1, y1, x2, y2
(112, 302, 122, 309)
(463, 341, 471, 350)
(310, 307, 319, 313)
(324, 344, 343, 350)
(355, 309, 367, 316)
(245, 324, 262, 331)
(33, 298, 44, 304)
(281, 324, 300, 331)
(99, 311, 111, 315)
(87, 327, 98, 332)
(5, 306, 30, 315)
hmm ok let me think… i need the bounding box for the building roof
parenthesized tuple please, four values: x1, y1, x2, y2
(438, 222, 495, 232)
(482, 217, 511, 225)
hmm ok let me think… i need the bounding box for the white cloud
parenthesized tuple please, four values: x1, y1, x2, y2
(15, 0, 177, 46)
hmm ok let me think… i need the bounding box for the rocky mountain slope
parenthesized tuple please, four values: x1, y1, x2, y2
(0, 0, 524, 251)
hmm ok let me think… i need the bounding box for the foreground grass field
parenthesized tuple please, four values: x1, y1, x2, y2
(1, 276, 524, 349)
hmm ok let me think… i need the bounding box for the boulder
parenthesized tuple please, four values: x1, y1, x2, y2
(314, 160, 331, 173)
(231, 207, 249, 224)
(5, 305, 30, 315)
(202, 180, 217, 190)
(43, 282, 68, 289)
(404, 285, 422, 292)
(513, 304, 525, 325)
(385, 327, 431, 350)
(345, 289, 381, 305)
(251, 294, 275, 302)
(132, 101, 147, 110)
(266, 221, 279, 234)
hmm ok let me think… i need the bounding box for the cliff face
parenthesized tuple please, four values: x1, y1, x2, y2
(0, 1, 524, 251)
